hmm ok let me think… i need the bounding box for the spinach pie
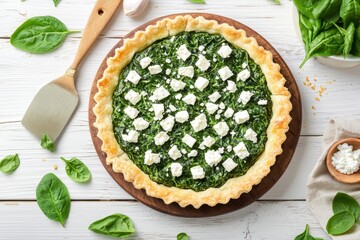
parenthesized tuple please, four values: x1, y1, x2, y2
(93, 15, 292, 208)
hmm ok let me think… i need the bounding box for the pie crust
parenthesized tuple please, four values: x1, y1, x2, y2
(93, 15, 292, 208)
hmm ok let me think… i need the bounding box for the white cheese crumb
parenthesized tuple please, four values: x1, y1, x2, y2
(170, 79, 186, 92)
(219, 102, 226, 109)
(178, 66, 194, 78)
(258, 99, 268, 105)
(244, 128, 257, 143)
(175, 93, 183, 100)
(226, 80, 237, 93)
(170, 36, 175, 42)
(151, 86, 170, 101)
(168, 145, 182, 160)
(124, 106, 139, 119)
(122, 130, 139, 143)
(181, 149, 187, 154)
(148, 65, 162, 75)
(227, 146, 233, 152)
(198, 45, 205, 51)
(175, 111, 189, 123)
(234, 110, 250, 124)
(213, 121, 229, 137)
(170, 162, 183, 177)
(195, 55, 211, 71)
(222, 158, 238, 172)
(217, 45, 232, 58)
(215, 114, 221, 120)
(208, 91, 221, 102)
(182, 134, 197, 148)
(242, 62, 248, 68)
(206, 102, 219, 115)
(238, 91, 254, 105)
(126, 70, 141, 85)
(237, 69, 251, 81)
(224, 108, 234, 118)
(169, 104, 177, 112)
(182, 93, 197, 105)
(165, 58, 171, 63)
(188, 150, 198, 157)
(218, 66, 234, 81)
(205, 150, 222, 167)
(201, 136, 216, 148)
(190, 113, 208, 132)
(154, 131, 170, 146)
(144, 150, 160, 165)
(217, 147, 224, 154)
(160, 115, 175, 132)
(177, 44, 191, 61)
(191, 166, 205, 179)
(140, 57, 152, 69)
(195, 77, 209, 91)
(125, 90, 141, 105)
(166, 69, 171, 75)
(133, 117, 150, 131)
(152, 103, 164, 120)
(331, 143, 360, 174)
(233, 142, 250, 159)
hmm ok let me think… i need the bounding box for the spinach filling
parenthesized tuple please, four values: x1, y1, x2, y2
(112, 31, 272, 192)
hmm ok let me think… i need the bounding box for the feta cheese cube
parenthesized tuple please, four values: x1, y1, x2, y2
(222, 158, 238, 172)
(168, 145, 182, 160)
(205, 150, 222, 167)
(218, 66, 234, 81)
(208, 91, 221, 102)
(213, 121, 229, 137)
(125, 90, 141, 105)
(122, 130, 139, 143)
(238, 91, 253, 105)
(170, 162, 183, 177)
(169, 104, 177, 112)
(148, 65, 162, 75)
(170, 79, 186, 92)
(234, 110, 250, 124)
(151, 86, 170, 101)
(258, 99, 268, 105)
(188, 150, 198, 158)
(201, 136, 216, 148)
(233, 142, 250, 159)
(144, 150, 160, 165)
(175, 111, 189, 123)
(177, 44, 191, 61)
(178, 66, 194, 78)
(124, 106, 139, 119)
(166, 69, 171, 75)
(226, 80, 237, 93)
(217, 45, 232, 58)
(244, 128, 257, 143)
(165, 58, 171, 63)
(190, 113, 208, 132)
(190, 166, 205, 179)
(182, 93, 197, 105)
(152, 103, 164, 120)
(160, 115, 175, 132)
(199, 45, 205, 51)
(126, 70, 141, 85)
(242, 62, 248, 68)
(140, 57, 152, 69)
(224, 108, 235, 118)
(175, 93, 182, 100)
(219, 102, 226, 109)
(133, 117, 150, 131)
(182, 134, 196, 148)
(154, 131, 170, 146)
(195, 77, 209, 91)
(237, 69, 251, 81)
(196, 55, 210, 71)
(206, 102, 218, 114)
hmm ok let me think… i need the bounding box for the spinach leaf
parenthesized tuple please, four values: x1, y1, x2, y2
(53, 0, 61, 7)
(36, 173, 71, 227)
(294, 0, 317, 19)
(177, 232, 189, 240)
(334, 22, 356, 56)
(0, 154, 20, 174)
(88, 214, 135, 238)
(351, 26, 360, 56)
(300, 27, 344, 68)
(61, 157, 92, 183)
(10, 16, 78, 54)
(312, 0, 342, 22)
(326, 211, 355, 235)
(294, 224, 324, 240)
(41, 133, 55, 152)
(340, 0, 360, 28)
(332, 192, 360, 222)
(187, 0, 205, 3)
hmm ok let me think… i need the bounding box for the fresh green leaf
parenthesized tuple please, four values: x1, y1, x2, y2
(88, 214, 135, 238)
(312, 0, 342, 22)
(332, 192, 360, 222)
(340, 0, 360, 28)
(187, 0, 205, 4)
(177, 232, 189, 240)
(326, 211, 355, 235)
(351, 26, 360, 56)
(294, 224, 324, 240)
(334, 22, 356, 56)
(61, 157, 92, 183)
(53, 0, 61, 7)
(40, 133, 55, 152)
(36, 173, 71, 227)
(0, 154, 20, 174)
(10, 16, 78, 54)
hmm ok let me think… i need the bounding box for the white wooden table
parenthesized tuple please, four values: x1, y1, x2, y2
(1, 0, 359, 239)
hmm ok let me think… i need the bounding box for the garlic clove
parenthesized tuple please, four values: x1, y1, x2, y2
(123, 0, 149, 17)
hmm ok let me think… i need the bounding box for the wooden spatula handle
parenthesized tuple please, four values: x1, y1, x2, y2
(70, 0, 123, 71)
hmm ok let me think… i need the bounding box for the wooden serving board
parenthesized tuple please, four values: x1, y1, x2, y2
(88, 13, 302, 217)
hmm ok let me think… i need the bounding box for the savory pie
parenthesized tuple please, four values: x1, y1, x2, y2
(93, 15, 292, 208)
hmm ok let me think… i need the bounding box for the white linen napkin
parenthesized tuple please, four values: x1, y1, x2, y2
(307, 119, 360, 239)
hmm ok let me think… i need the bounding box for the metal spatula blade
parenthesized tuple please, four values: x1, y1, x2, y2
(22, 75, 79, 141)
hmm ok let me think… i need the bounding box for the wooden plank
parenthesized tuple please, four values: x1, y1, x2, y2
(0, 201, 329, 239)
(0, 133, 321, 200)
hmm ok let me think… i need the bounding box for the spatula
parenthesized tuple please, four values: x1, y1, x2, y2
(22, 0, 123, 142)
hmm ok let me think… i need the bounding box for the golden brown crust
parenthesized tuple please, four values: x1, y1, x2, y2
(93, 15, 292, 208)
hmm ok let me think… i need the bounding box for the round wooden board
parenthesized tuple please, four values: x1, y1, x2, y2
(88, 13, 302, 217)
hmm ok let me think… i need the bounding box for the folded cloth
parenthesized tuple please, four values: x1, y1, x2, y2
(307, 119, 360, 240)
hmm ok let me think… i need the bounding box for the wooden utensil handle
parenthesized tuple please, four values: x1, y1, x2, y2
(70, 0, 122, 70)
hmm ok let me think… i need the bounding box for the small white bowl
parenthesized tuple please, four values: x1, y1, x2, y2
(292, 5, 360, 68)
